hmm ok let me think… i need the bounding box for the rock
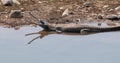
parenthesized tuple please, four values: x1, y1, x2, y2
(20, 8, 25, 11)
(59, 7, 64, 10)
(106, 15, 120, 21)
(115, 6, 120, 11)
(103, 5, 109, 9)
(9, 10, 23, 18)
(14, 26, 20, 30)
(98, 15, 103, 19)
(115, 6, 120, 14)
(13, 0, 20, 5)
(62, 8, 69, 17)
(1, 0, 20, 6)
(98, 22, 102, 26)
(69, 12, 74, 15)
(109, 9, 114, 12)
(38, 1, 43, 4)
(1, 0, 13, 6)
(117, 12, 120, 15)
(107, 22, 117, 26)
(83, 2, 93, 7)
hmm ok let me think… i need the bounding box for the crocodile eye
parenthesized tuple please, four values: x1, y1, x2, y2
(39, 20, 47, 25)
(40, 20, 45, 25)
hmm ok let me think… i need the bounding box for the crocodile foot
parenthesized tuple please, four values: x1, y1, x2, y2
(56, 27, 63, 33)
(80, 29, 90, 35)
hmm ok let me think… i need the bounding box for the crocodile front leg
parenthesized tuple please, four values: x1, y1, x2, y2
(55, 27, 63, 33)
(80, 29, 90, 34)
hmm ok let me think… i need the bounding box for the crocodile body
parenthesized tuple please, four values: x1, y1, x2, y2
(39, 21, 120, 34)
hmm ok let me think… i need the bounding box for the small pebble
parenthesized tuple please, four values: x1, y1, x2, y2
(83, 2, 93, 7)
(115, 6, 120, 11)
(98, 15, 103, 19)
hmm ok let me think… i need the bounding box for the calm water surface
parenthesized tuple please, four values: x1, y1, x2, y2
(0, 26, 120, 63)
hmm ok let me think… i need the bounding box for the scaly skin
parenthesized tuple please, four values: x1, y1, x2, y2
(39, 21, 120, 33)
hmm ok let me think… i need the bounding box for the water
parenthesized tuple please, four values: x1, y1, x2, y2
(0, 26, 120, 63)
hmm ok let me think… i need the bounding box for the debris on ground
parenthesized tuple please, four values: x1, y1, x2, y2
(0, 0, 120, 29)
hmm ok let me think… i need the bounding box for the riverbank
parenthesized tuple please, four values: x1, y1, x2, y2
(0, 0, 120, 30)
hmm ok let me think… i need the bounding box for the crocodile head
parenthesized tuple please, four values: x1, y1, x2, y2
(39, 20, 50, 31)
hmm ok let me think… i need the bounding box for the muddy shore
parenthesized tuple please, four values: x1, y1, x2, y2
(0, 0, 120, 30)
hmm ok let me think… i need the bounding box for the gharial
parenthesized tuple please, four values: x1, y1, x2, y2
(29, 11, 120, 34)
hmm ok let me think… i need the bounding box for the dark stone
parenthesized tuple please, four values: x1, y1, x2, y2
(106, 15, 120, 21)
(9, 10, 23, 18)
(69, 12, 74, 15)
(50, 17, 58, 20)
(4, 1, 13, 6)
(98, 15, 103, 19)
(1, 0, 20, 6)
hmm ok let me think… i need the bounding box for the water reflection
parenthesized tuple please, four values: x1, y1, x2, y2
(0, 27, 120, 63)
(25, 29, 103, 44)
